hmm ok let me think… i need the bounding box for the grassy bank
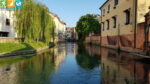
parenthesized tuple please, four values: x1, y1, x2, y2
(0, 41, 48, 53)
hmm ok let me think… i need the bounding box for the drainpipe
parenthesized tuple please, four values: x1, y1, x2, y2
(134, 0, 137, 48)
(118, 24, 120, 51)
(100, 9, 102, 46)
(145, 7, 150, 54)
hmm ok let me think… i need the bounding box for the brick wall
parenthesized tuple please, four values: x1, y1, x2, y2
(85, 22, 147, 50)
(85, 35, 90, 43)
(85, 34, 101, 45)
(136, 23, 145, 49)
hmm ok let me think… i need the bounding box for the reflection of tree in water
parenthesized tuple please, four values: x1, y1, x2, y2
(16, 51, 55, 84)
(76, 45, 100, 70)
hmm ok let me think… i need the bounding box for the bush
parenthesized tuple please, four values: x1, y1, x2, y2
(76, 14, 101, 41)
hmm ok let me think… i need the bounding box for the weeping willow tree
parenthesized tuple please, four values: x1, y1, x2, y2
(14, 0, 55, 44)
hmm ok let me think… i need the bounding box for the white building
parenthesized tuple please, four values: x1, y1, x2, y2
(0, 9, 17, 37)
(49, 12, 66, 42)
(92, 14, 101, 23)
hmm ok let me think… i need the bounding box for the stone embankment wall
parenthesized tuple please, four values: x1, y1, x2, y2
(0, 37, 19, 43)
(0, 46, 50, 57)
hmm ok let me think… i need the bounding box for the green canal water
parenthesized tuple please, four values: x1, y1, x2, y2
(0, 43, 150, 84)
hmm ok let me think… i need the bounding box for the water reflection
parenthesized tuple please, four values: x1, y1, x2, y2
(53, 44, 67, 70)
(0, 43, 101, 84)
(76, 45, 100, 70)
(84, 44, 150, 84)
(100, 48, 150, 84)
(66, 43, 78, 55)
(50, 43, 101, 84)
(16, 51, 55, 84)
(0, 43, 150, 84)
(0, 64, 17, 84)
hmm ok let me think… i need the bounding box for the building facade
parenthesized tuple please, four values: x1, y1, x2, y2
(100, 0, 150, 49)
(0, 9, 17, 37)
(65, 27, 77, 41)
(49, 12, 66, 43)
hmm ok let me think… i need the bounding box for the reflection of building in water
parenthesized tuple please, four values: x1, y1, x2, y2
(0, 64, 17, 84)
(54, 44, 67, 70)
(84, 44, 150, 84)
(53, 43, 78, 70)
(101, 48, 150, 84)
(73, 43, 78, 55)
(85, 45, 101, 58)
(66, 43, 78, 55)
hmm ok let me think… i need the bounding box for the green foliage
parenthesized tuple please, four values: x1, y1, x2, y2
(0, 42, 47, 53)
(26, 41, 47, 49)
(0, 43, 31, 53)
(76, 14, 101, 41)
(14, 0, 55, 43)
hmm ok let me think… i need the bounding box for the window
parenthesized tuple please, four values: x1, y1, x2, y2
(103, 22, 105, 31)
(0, 32, 8, 37)
(114, 0, 118, 8)
(113, 16, 116, 28)
(108, 5, 110, 13)
(103, 9, 105, 16)
(124, 9, 130, 25)
(107, 20, 110, 30)
(6, 18, 10, 26)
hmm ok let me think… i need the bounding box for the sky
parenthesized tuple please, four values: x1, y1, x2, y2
(40, 0, 106, 27)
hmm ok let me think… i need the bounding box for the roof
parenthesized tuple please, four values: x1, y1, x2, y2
(92, 14, 100, 17)
(49, 12, 66, 25)
(61, 21, 66, 25)
(49, 12, 61, 21)
(99, 0, 109, 10)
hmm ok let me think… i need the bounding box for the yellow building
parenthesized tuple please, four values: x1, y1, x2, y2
(100, 0, 150, 49)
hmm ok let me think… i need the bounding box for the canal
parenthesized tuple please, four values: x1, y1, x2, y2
(0, 43, 150, 84)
